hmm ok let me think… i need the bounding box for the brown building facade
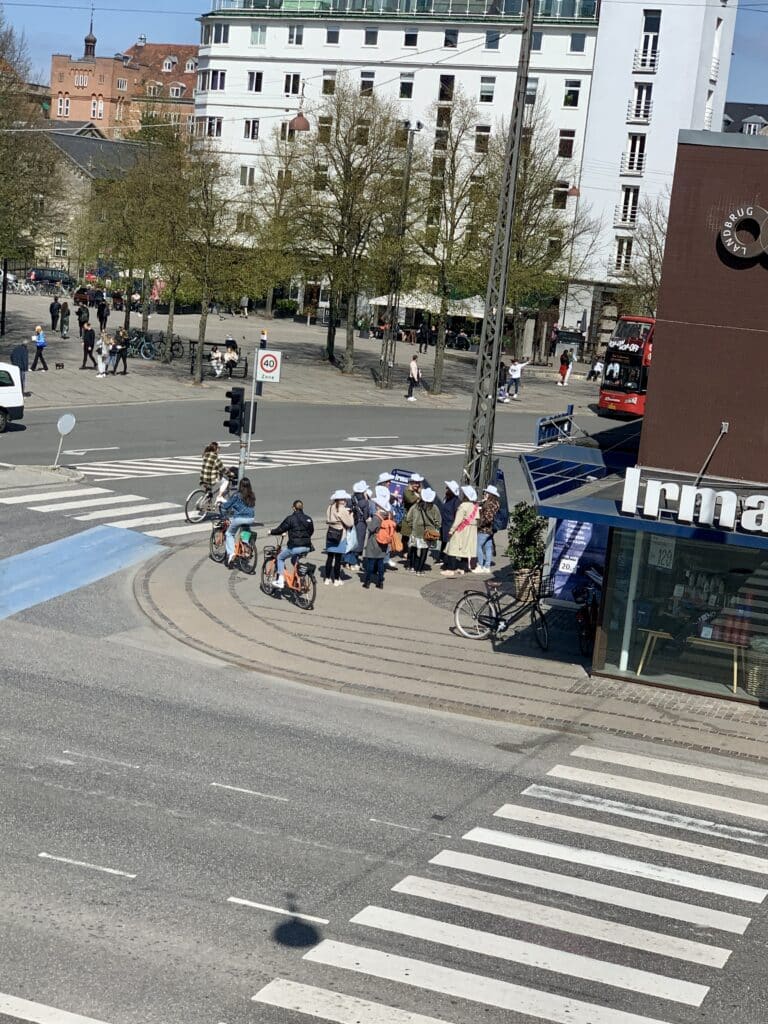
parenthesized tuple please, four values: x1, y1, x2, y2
(50, 28, 198, 138)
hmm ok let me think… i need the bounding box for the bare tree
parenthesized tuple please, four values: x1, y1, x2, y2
(616, 192, 668, 316)
(251, 128, 302, 317)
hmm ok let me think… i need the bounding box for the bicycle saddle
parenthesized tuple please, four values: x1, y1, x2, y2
(486, 580, 502, 590)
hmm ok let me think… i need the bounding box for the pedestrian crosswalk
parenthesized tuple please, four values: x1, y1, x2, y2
(0, 485, 208, 542)
(251, 743, 768, 1024)
(71, 441, 538, 481)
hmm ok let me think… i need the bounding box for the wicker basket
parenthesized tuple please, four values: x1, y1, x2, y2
(513, 567, 542, 604)
(745, 648, 768, 699)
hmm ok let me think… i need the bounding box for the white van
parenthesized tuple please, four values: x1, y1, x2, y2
(0, 361, 24, 432)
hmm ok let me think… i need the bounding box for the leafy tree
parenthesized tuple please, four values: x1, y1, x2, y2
(615, 192, 668, 316)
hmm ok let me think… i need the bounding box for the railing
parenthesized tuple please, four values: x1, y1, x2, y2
(704, 108, 713, 131)
(211, 0, 598, 18)
(614, 204, 638, 228)
(626, 99, 652, 124)
(710, 57, 720, 81)
(620, 153, 645, 175)
(632, 49, 659, 72)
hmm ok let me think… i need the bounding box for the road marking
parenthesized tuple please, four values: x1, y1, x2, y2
(370, 818, 452, 839)
(63, 446, 120, 455)
(144, 522, 212, 538)
(0, 487, 110, 504)
(30, 494, 147, 512)
(463, 827, 768, 902)
(572, 745, 768, 796)
(350, 905, 708, 1005)
(38, 852, 136, 878)
(63, 750, 140, 769)
(104, 512, 186, 528)
(346, 435, 400, 442)
(523, 784, 768, 846)
(73, 502, 179, 521)
(227, 897, 329, 924)
(210, 782, 288, 801)
(252, 978, 455, 1023)
(494, 803, 768, 875)
(0, 991, 112, 1024)
(392, 875, 730, 967)
(305, 940, 680, 1024)
(548, 765, 768, 825)
(429, 849, 751, 933)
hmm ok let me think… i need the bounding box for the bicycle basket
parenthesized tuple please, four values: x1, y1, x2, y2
(298, 561, 316, 577)
(262, 545, 277, 559)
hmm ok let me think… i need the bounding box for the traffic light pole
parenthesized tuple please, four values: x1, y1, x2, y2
(242, 330, 268, 480)
(463, 0, 535, 490)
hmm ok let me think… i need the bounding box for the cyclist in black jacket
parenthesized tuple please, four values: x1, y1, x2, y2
(270, 500, 314, 589)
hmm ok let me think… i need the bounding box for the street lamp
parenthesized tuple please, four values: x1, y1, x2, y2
(288, 80, 310, 133)
(379, 119, 423, 389)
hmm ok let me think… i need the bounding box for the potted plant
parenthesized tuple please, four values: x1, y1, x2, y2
(506, 501, 546, 601)
(358, 314, 371, 339)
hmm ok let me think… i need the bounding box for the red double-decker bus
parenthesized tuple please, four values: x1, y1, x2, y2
(598, 315, 656, 417)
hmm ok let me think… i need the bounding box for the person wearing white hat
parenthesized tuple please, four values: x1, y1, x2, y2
(475, 484, 502, 572)
(437, 481, 461, 560)
(324, 489, 354, 586)
(376, 471, 393, 486)
(442, 485, 479, 576)
(403, 486, 442, 574)
(362, 494, 395, 589)
(344, 481, 371, 571)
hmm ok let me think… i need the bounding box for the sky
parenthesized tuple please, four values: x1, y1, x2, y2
(5, 0, 767, 102)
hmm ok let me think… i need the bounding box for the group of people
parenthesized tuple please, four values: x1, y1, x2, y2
(209, 337, 241, 378)
(497, 357, 530, 402)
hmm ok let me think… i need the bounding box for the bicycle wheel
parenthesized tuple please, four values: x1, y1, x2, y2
(294, 573, 316, 611)
(260, 558, 276, 595)
(170, 338, 184, 359)
(209, 524, 227, 563)
(239, 540, 258, 575)
(139, 339, 155, 360)
(531, 605, 549, 651)
(185, 488, 211, 523)
(454, 592, 495, 640)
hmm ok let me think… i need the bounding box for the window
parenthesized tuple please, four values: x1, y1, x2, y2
(626, 133, 646, 171)
(439, 75, 455, 103)
(404, 30, 418, 46)
(547, 237, 562, 257)
(399, 73, 414, 99)
(620, 185, 640, 224)
(56, 93, 67, 117)
(558, 128, 575, 157)
(74, 74, 88, 88)
(360, 71, 374, 96)
(525, 77, 538, 104)
(475, 125, 491, 153)
(480, 76, 495, 103)
(97, 96, 104, 119)
(280, 121, 296, 141)
(277, 169, 292, 187)
(431, 155, 446, 177)
(284, 72, 301, 95)
(552, 180, 569, 209)
(236, 211, 255, 233)
(640, 9, 660, 64)
(288, 25, 303, 45)
(318, 115, 333, 142)
(569, 32, 586, 53)
(615, 236, 633, 271)
(170, 112, 180, 126)
(364, 28, 378, 46)
(436, 106, 451, 128)
(485, 30, 500, 50)
(322, 69, 336, 95)
(394, 120, 409, 148)
(117, 77, 127, 91)
(250, 24, 267, 47)
(313, 163, 329, 191)
(355, 119, 370, 144)
(196, 116, 222, 137)
(185, 58, 196, 73)
(743, 121, 760, 136)
(210, 69, 226, 90)
(631, 81, 652, 120)
(240, 166, 256, 187)
(564, 79, 581, 107)
(444, 29, 458, 48)
(213, 23, 229, 44)
(115, 98, 124, 122)
(58, 72, 64, 82)
(90, 95, 98, 119)
(202, 24, 212, 45)
(162, 57, 175, 72)
(244, 118, 260, 140)
(531, 30, 542, 51)
(186, 113, 194, 133)
(248, 70, 263, 92)
(62, 94, 70, 116)
(434, 128, 448, 151)
(326, 26, 340, 44)
(170, 84, 184, 98)
(197, 70, 209, 92)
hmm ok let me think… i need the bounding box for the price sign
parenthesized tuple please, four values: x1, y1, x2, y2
(256, 350, 282, 383)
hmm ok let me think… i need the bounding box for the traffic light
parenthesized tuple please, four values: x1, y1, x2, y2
(223, 387, 245, 435)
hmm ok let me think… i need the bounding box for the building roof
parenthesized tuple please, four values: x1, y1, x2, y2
(46, 120, 106, 137)
(48, 131, 142, 179)
(723, 102, 768, 133)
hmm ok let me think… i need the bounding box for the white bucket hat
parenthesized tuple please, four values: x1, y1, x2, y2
(409, 473, 424, 483)
(421, 487, 436, 502)
(484, 484, 500, 498)
(352, 480, 368, 493)
(376, 471, 393, 484)
(444, 480, 460, 496)
(375, 495, 391, 511)
(461, 485, 478, 502)
(330, 489, 350, 501)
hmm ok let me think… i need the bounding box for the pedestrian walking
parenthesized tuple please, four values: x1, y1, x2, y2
(404, 487, 442, 574)
(112, 327, 128, 374)
(441, 485, 479, 577)
(498, 360, 508, 402)
(417, 322, 429, 354)
(474, 484, 501, 572)
(95, 333, 108, 377)
(59, 301, 70, 339)
(362, 494, 395, 590)
(80, 322, 97, 369)
(565, 349, 574, 385)
(557, 348, 570, 386)
(406, 354, 421, 401)
(324, 489, 354, 586)
(76, 303, 89, 338)
(30, 325, 48, 372)
(507, 357, 530, 400)
(10, 340, 29, 393)
(49, 297, 61, 332)
(239, 295, 249, 318)
(97, 298, 109, 334)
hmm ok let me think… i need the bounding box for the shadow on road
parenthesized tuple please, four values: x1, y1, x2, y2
(271, 892, 323, 949)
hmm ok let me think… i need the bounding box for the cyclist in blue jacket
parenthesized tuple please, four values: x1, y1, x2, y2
(221, 477, 255, 567)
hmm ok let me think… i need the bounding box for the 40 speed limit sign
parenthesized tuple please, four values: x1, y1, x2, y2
(256, 349, 282, 383)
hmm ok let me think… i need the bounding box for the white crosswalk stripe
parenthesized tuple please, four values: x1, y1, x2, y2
(72, 441, 538, 480)
(251, 743, 768, 1024)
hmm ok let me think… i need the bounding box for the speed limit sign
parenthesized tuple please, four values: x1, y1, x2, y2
(256, 349, 282, 383)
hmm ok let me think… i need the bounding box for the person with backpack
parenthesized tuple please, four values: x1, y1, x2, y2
(324, 489, 354, 586)
(362, 494, 395, 590)
(441, 485, 479, 577)
(474, 484, 501, 573)
(404, 487, 442, 575)
(343, 480, 370, 572)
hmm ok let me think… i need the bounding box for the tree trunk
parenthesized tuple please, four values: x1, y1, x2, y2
(265, 286, 274, 318)
(195, 289, 209, 384)
(325, 290, 336, 364)
(431, 292, 450, 395)
(163, 293, 176, 364)
(141, 268, 150, 333)
(342, 290, 356, 374)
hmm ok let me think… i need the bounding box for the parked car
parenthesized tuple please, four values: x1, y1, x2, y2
(2, 271, 16, 285)
(27, 268, 75, 288)
(73, 286, 89, 305)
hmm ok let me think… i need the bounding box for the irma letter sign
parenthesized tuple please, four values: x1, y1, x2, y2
(719, 204, 768, 258)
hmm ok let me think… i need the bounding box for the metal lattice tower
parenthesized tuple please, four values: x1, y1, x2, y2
(463, 0, 536, 489)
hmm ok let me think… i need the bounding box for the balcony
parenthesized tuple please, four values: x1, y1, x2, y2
(209, 0, 599, 20)
(620, 153, 645, 176)
(614, 205, 638, 228)
(710, 57, 720, 82)
(632, 49, 659, 73)
(626, 100, 652, 125)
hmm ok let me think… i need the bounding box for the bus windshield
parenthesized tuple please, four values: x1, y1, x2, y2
(612, 319, 653, 342)
(603, 352, 646, 392)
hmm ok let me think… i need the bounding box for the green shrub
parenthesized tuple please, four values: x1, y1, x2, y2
(507, 501, 546, 569)
(274, 298, 299, 318)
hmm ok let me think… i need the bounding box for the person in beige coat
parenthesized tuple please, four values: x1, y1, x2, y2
(441, 485, 479, 577)
(324, 489, 355, 586)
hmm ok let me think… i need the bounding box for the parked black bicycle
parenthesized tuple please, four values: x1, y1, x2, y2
(573, 568, 603, 656)
(453, 570, 549, 650)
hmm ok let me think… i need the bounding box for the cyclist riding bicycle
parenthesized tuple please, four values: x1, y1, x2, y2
(200, 441, 226, 495)
(269, 499, 314, 589)
(221, 476, 256, 568)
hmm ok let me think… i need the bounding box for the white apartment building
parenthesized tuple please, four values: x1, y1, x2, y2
(195, 0, 736, 336)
